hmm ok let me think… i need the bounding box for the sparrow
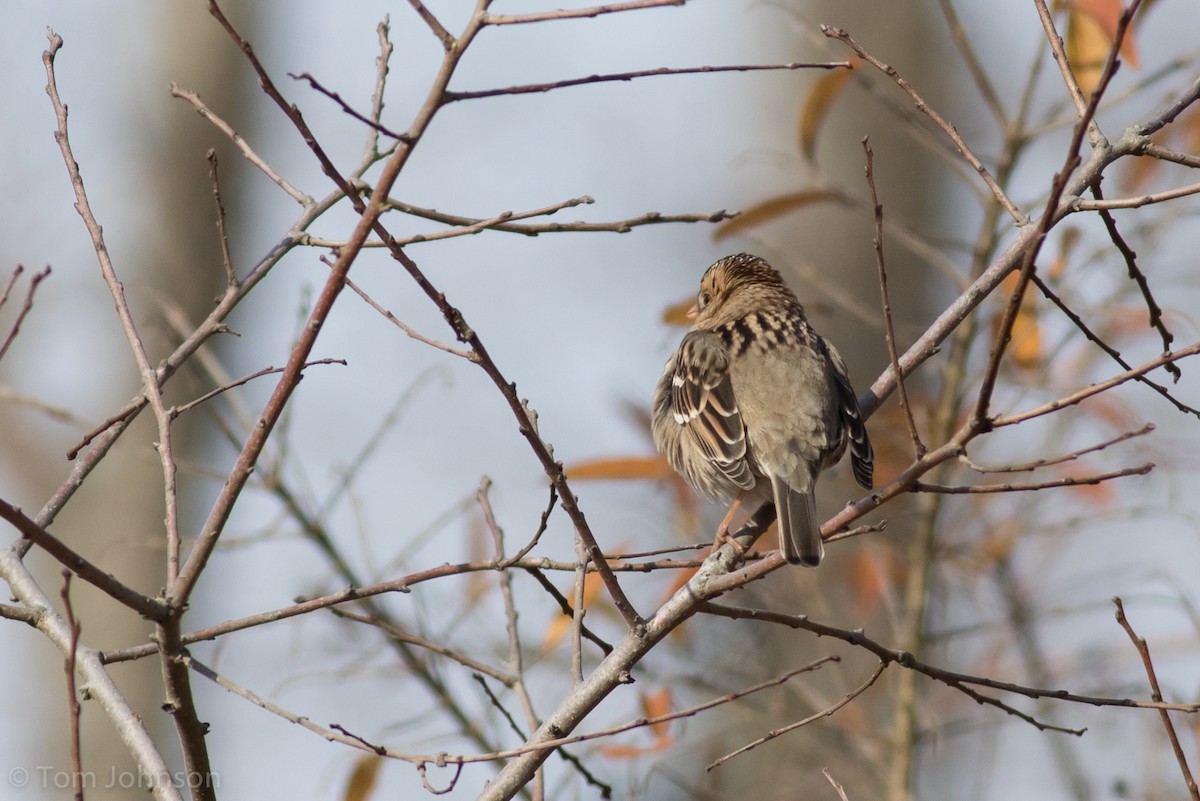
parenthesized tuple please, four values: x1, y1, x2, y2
(652, 253, 873, 566)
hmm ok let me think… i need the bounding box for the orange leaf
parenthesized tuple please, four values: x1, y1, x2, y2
(661, 296, 695, 327)
(340, 755, 383, 801)
(1064, 0, 1139, 97)
(641, 689, 673, 739)
(596, 736, 674, 759)
(542, 569, 606, 652)
(713, 190, 843, 241)
(799, 58, 861, 161)
(996, 273, 1041, 371)
(567, 455, 677, 482)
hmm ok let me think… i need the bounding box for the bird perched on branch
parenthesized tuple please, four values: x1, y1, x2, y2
(652, 253, 873, 566)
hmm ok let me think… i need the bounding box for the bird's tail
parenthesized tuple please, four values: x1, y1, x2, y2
(773, 476, 822, 567)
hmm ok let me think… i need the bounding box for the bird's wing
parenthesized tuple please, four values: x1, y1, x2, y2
(827, 344, 874, 490)
(670, 331, 755, 490)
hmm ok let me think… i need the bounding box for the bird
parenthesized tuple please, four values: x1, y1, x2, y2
(652, 253, 873, 567)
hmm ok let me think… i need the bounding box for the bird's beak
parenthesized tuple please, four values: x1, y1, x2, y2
(686, 303, 698, 320)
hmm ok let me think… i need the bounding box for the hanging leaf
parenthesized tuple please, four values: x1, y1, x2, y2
(340, 755, 383, 801)
(799, 57, 861, 161)
(713, 190, 843, 241)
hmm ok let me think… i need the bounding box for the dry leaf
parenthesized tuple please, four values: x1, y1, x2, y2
(567, 455, 676, 482)
(800, 57, 861, 161)
(1064, 0, 1139, 97)
(997, 272, 1041, 371)
(713, 190, 843, 241)
(642, 688, 673, 739)
(661, 296, 695, 327)
(542, 569, 605, 652)
(1048, 227, 1081, 280)
(341, 754, 383, 801)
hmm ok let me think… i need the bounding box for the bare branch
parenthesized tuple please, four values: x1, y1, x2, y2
(1, 496, 165, 620)
(821, 25, 1025, 224)
(994, 342, 1200, 427)
(45, 30, 184, 586)
(1088, 182, 1178, 379)
(381, 196, 737, 236)
(59, 572, 84, 801)
(1075, 180, 1200, 210)
(961, 424, 1156, 473)
(1030, 274, 1200, 418)
(289, 71, 409, 141)
(170, 358, 348, 419)
(0, 265, 50, 363)
(405, 0, 454, 49)
(445, 61, 851, 102)
(1114, 598, 1200, 801)
(206, 149, 237, 286)
(863, 138, 923, 457)
(708, 661, 886, 770)
(484, 0, 686, 26)
(172, 83, 311, 206)
(913, 462, 1153, 493)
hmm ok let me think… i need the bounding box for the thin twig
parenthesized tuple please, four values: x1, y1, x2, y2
(206, 149, 237, 286)
(1, 497, 165, 620)
(822, 25, 1025, 225)
(1113, 598, 1200, 800)
(405, 0, 454, 49)
(933, 0, 1007, 125)
(1088, 182, 1178, 378)
(477, 478, 544, 798)
(1075, 180, 1200, 210)
(171, 358, 347, 419)
(0, 265, 51, 363)
(700, 602, 1194, 720)
(45, 31, 184, 588)
(863, 138, 923, 457)
(445, 62, 850, 102)
(913, 462, 1152, 493)
(707, 661, 885, 770)
(343, 273, 474, 359)
(994, 342, 1200, 427)
(961, 424, 1155, 473)
(60, 572, 84, 801)
(971, 2, 1137, 428)
(381, 196, 736, 236)
(171, 84, 311, 206)
(1030, 0, 1089, 118)
(483, 0, 686, 26)
(1029, 274, 1200, 418)
(289, 72, 409, 141)
(823, 768, 852, 801)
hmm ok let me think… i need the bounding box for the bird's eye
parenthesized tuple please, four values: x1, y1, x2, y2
(697, 291, 712, 309)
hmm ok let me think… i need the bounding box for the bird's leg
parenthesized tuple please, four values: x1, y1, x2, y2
(713, 495, 747, 556)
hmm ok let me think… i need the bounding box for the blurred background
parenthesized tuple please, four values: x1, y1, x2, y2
(2, 0, 1199, 799)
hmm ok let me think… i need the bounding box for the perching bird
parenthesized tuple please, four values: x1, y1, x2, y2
(652, 253, 873, 567)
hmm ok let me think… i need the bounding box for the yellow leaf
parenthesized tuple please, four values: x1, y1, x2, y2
(713, 190, 843, 241)
(341, 755, 383, 801)
(799, 58, 861, 161)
